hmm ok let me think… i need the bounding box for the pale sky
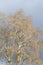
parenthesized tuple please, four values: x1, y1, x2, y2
(0, 0, 43, 29)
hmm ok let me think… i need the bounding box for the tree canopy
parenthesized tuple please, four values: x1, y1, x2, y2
(0, 10, 43, 65)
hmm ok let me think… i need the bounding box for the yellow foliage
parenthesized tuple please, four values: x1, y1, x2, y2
(0, 10, 43, 65)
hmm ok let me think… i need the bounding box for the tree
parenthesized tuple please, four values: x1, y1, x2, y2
(0, 10, 43, 65)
